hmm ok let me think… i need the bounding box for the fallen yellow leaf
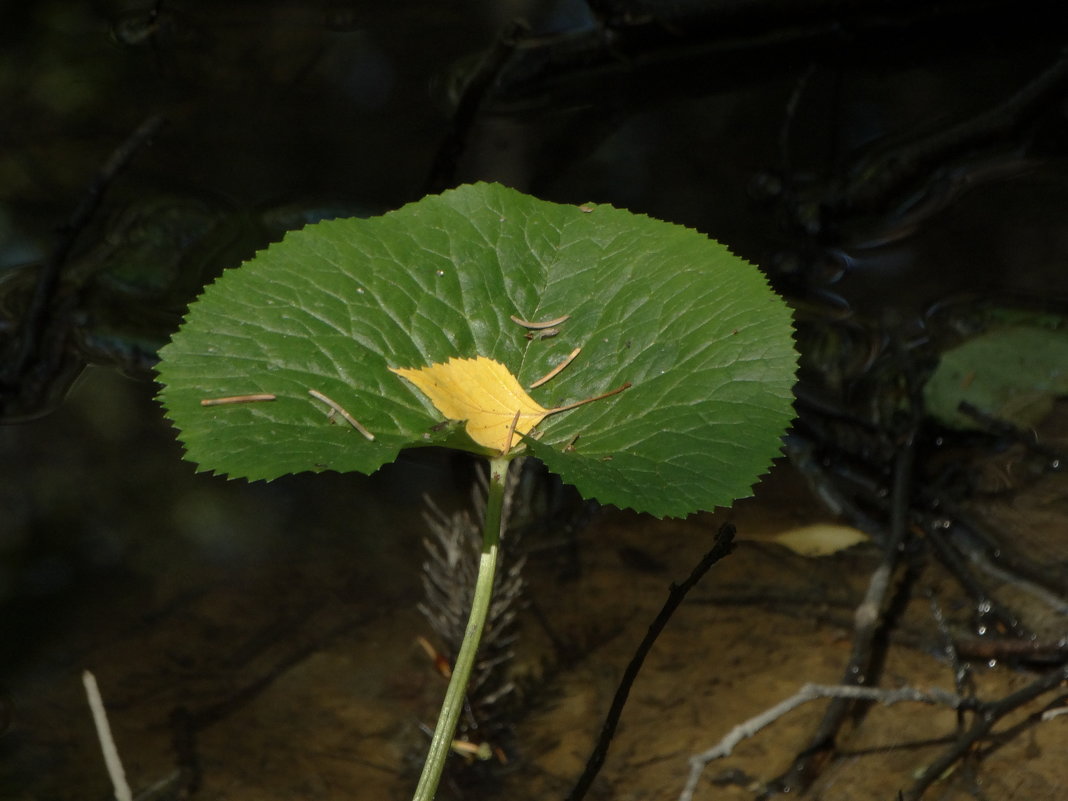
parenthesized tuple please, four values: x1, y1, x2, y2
(390, 356, 549, 452)
(769, 523, 869, 557)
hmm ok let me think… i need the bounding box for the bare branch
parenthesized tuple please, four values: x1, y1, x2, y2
(678, 682, 970, 801)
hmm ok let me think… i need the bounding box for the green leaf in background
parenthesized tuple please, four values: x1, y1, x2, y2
(924, 324, 1068, 431)
(157, 183, 797, 517)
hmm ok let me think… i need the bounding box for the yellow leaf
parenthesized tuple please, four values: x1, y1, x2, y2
(390, 356, 549, 452)
(770, 523, 869, 557)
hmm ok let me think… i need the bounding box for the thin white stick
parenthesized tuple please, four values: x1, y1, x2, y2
(83, 670, 133, 801)
(1042, 706, 1068, 722)
(677, 683, 965, 801)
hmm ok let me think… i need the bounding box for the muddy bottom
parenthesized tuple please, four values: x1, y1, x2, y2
(1, 369, 1066, 800)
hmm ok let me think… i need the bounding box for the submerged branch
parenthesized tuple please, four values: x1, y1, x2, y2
(2, 115, 164, 400)
(765, 432, 917, 794)
(679, 682, 971, 801)
(566, 522, 736, 801)
(902, 664, 1068, 801)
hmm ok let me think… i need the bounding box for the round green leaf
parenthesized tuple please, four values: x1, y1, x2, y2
(157, 183, 797, 517)
(924, 324, 1068, 430)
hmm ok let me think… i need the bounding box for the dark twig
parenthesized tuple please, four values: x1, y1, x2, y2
(1, 114, 165, 386)
(166, 706, 201, 799)
(957, 400, 1068, 469)
(565, 523, 736, 801)
(927, 591, 971, 732)
(424, 22, 528, 195)
(954, 636, 1068, 666)
(931, 499, 1068, 615)
(920, 516, 1029, 638)
(146, 607, 388, 800)
(827, 50, 1068, 216)
(902, 664, 1068, 801)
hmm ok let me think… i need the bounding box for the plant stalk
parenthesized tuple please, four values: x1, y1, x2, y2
(411, 455, 511, 801)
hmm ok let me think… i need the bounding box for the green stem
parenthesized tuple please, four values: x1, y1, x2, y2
(411, 455, 511, 801)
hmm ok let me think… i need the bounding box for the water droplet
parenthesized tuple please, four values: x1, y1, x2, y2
(356, 287, 364, 294)
(436, 269, 445, 276)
